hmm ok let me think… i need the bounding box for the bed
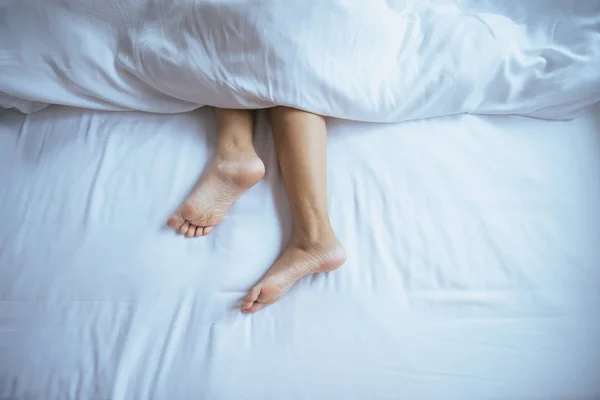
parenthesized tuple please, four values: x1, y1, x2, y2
(1, 104, 599, 399)
(1, 0, 600, 399)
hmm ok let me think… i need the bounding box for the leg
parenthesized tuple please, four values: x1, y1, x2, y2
(240, 107, 346, 313)
(167, 108, 265, 237)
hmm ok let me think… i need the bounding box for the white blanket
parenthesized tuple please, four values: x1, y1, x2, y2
(1, 0, 599, 121)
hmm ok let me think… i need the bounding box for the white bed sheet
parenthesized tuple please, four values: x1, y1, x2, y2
(0, 106, 599, 399)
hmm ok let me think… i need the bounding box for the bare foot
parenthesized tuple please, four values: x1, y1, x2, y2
(240, 234, 346, 313)
(167, 151, 265, 237)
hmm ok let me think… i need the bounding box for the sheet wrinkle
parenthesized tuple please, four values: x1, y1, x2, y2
(83, 127, 108, 227)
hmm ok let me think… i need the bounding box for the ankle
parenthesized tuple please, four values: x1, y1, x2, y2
(217, 141, 256, 156)
(291, 224, 339, 249)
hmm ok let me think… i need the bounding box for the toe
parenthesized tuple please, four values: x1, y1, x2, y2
(256, 290, 281, 306)
(241, 285, 261, 309)
(241, 299, 254, 310)
(253, 279, 284, 305)
(244, 302, 265, 314)
(179, 221, 190, 234)
(167, 211, 185, 229)
(203, 226, 214, 235)
(194, 227, 204, 237)
(185, 226, 197, 238)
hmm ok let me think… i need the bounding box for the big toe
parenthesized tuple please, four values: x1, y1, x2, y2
(240, 280, 287, 314)
(167, 211, 185, 229)
(255, 285, 283, 306)
(241, 285, 261, 310)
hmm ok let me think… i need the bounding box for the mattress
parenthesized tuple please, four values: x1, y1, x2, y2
(1, 105, 599, 399)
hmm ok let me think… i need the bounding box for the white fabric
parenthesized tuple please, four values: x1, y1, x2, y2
(1, 106, 599, 399)
(1, 0, 599, 121)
